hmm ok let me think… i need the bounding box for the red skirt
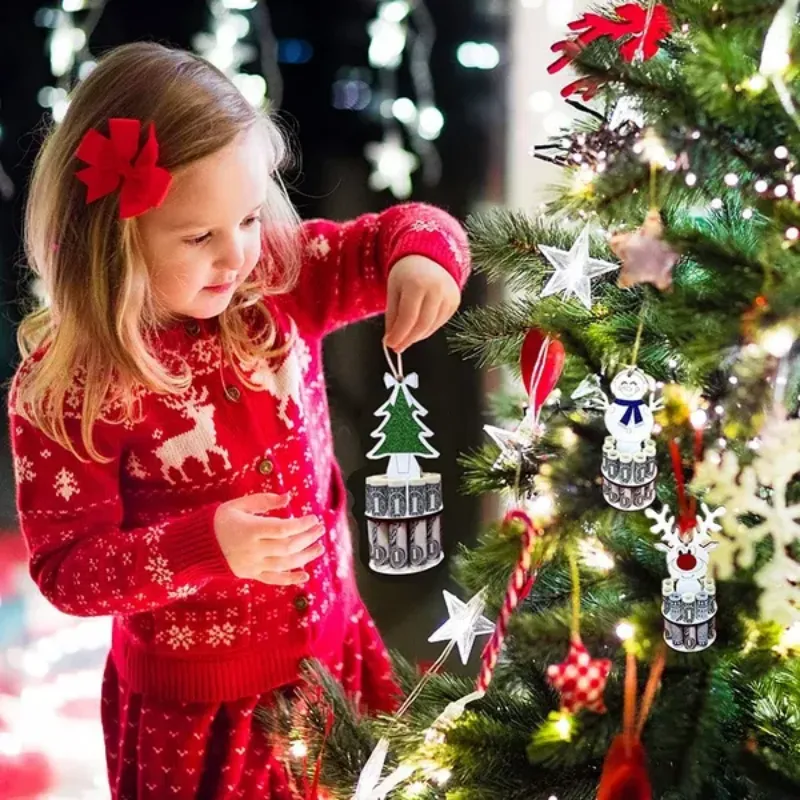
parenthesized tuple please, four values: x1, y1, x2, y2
(102, 606, 399, 799)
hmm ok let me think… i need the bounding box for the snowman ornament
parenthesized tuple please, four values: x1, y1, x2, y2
(605, 368, 657, 454)
(573, 366, 662, 511)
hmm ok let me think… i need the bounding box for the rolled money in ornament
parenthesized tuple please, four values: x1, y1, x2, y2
(408, 477, 427, 516)
(365, 472, 444, 575)
(388, 479, 408, 518)
(388, 521, 409, 569)
(366, 475, 390, 519)
(368, 518, 390, 569)
(425, 473, 443, 514)
(426, 514, 443, 563)
(661, 582, 717, 653)
(409, 518, 429, 568)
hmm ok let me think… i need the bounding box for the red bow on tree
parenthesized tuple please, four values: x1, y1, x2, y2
(549, 3, 673, 98)
(75, 118, 173, 219)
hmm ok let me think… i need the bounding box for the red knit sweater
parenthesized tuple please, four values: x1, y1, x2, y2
(8, 203, 470, 703)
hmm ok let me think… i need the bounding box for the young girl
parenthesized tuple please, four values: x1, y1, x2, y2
(7, 42, 470, 799)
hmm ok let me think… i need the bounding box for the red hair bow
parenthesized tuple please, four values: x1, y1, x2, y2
(75, 118, 172, 219)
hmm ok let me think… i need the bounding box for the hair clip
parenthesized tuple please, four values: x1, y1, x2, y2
(75, 117, 172, 219)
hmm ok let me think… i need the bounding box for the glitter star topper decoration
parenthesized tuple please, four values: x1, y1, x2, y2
(428, 589, 495, 665)
(539, 225, 619, 309)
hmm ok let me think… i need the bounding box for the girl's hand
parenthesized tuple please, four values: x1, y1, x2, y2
(384, 255, 461, 353)
(214, 493, 325, 586)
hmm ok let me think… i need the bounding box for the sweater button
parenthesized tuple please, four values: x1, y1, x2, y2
(293, 593, 310, 613)
(258, 458, 274, 475)
(185, 319, 201, 336)
(224, 385, 241, 402)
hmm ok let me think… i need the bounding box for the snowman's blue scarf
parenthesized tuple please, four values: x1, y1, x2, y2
(614, 398, 645, 426)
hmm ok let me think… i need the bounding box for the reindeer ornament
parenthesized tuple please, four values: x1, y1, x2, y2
(645, 503, 725, 652)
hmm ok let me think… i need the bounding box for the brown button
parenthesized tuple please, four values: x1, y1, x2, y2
(224, 385, 241, 402)
(185, 320, 201, 336)
(293, 594, 309, 613)
(258, 458, 273, 475)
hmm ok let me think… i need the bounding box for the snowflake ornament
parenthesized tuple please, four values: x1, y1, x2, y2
(539, 226, 620, 310)
(694, 414, 800, 626)
(547, 635, 612, 714)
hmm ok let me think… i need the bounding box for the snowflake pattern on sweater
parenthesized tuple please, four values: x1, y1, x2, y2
(8, 203, 470, 704)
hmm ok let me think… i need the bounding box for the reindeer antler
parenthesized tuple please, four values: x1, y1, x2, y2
(693, 502, 725, 550)
(159, 385, 210, 415)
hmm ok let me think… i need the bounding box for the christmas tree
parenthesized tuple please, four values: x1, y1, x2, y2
(261, 2, 800, 798)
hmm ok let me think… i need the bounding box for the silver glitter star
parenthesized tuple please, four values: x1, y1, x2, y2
(539, 225, 619, 309)
(428, 589, 495, 665)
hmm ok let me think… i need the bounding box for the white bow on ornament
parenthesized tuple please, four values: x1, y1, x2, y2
(383, 371, 420, 404)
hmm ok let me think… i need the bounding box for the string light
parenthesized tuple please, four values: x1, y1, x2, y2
(35, 0, 110, 122)
(405, 781, 428, 797)
(289, 740, 308, 759)
(365, 0, 443, 198)
(762, 326, 796, 357)
(755, 179, 770, 193)
(554, 711, 573, 740)
(775, 184, 789, 198)
(579, 538, 615, 572)
(775, 145, 790, 159)
(616, 622, 635, 641)
(690, 408, 708, 429)
(192, 0, 278, 108)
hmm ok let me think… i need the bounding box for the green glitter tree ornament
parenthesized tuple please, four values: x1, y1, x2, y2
(367, 370, 439, 480)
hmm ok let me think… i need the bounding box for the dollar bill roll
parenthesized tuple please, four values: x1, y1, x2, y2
(426, 513, 443, 562)
(388, 520, 409, 569)
(368, 518, 390, 568)
(424, 473, 443, 513)
(409, 518, 428, 567)
(365, 475, 390, 519)
(387, 479, 409, 518)
(408, 478, 427, 517)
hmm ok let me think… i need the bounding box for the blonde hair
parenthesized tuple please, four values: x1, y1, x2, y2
(12, 42, 303, 462)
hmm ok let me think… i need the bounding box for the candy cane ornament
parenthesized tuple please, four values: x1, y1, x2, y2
(476, 510, 543, 693)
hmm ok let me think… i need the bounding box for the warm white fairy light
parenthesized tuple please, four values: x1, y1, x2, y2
(405, 781, 428, 797)
(555, 712, 573, 740)
(787, 227, 800, 241)
(579, 537, 615, 572)
(776, 145, 790, 159)
(742, 208, 754, 220)
(755, 179, 770, 193)
(711, 198, 724, 210)
(685, 172, 698, 187)
(290, 739, 308, 759)
(744, 73, 769, 92)
(192, 0, 280, 108)
(775, 184, 790, 198)
(762, 325, 796, 357)
(616, 622, 635, 641)
(690, 408, 708, 429)
(724, 173, 739, 186)
(365, 0, 443, 196)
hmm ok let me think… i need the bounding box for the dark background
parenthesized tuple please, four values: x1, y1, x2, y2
(0, 0, 507, 665)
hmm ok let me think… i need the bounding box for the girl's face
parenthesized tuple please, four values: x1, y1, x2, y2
(138, 127, 269, 321)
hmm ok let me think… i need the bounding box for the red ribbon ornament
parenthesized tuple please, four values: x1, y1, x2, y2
(549, 4, 673, 98)
(520, 329, 566, 420)
(75, 118, 173, 219)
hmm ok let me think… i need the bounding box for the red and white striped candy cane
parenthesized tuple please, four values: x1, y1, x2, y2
(476, 509, 543, 694)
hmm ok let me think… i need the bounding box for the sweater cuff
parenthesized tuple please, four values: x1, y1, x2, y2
(159, 503, 234, 583)
(387, 234, 470, 290)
